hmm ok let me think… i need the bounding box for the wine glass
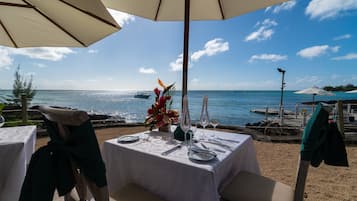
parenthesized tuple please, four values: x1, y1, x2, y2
(180, 95, 191, 147)
(200, 96, 209, 137)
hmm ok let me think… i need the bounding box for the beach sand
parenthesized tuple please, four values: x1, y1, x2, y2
(36, 126, 357, 201)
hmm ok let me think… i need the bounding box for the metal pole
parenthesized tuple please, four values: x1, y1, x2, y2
(277, 68, 285, 124)
(182, 0, 190, 109)
(312, 94, 315, 112)
(279, 71, 285, 110)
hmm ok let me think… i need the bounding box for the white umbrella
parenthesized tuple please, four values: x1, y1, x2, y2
(0, 0, 120, 48)
(295, 86, 334, 111)
(103, 0, 288, 102)
(346, 89, 357, 93)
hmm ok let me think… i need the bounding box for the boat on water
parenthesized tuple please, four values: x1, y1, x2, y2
(134, 93, 150, 99)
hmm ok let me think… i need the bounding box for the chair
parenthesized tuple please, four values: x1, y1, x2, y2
(221, 103, 337, 201)
(38, 106, 165, 201)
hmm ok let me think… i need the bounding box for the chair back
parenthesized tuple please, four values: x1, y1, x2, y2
(293, 103, 330, 201)
(293, 159, 309, 201)
(39, 106, 109, 201)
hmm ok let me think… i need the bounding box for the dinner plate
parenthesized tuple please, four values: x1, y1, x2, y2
(117, 135, 140, 143)
(188, 148, 216, 162)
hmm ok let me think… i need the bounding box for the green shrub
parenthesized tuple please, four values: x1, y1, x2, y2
(0, 103, 4, 115)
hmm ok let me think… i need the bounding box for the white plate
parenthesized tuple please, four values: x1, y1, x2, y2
(117, 135, 140, 143)
(189, 148, 216, 162)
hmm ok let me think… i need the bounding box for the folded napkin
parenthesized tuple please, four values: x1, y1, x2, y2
(174, 125, 193, 141)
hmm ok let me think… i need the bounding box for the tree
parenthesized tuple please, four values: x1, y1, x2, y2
(12, 65, 36, 105)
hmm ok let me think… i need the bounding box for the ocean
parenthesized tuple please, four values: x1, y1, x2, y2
(0, 90, 355, 126)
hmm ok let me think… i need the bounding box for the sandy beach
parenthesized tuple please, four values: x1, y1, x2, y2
(36, 126, 357, 201)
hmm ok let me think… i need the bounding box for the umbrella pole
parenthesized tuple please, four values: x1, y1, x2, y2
(182, 0, 190, 108)
(312, 94, 316, 112)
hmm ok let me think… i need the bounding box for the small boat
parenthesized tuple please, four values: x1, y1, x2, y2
(134, 93, 150, 99)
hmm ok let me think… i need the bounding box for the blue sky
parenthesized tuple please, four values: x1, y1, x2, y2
(1, 0, 357, 91)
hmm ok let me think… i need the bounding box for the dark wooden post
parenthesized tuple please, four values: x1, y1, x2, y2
(21, 94, 28, 124)
(337, 100, 344, 138)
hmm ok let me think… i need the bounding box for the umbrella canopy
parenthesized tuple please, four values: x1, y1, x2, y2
(295, 87, 334, 112)
(295, 87, 334, 97)
(103, 0, 288, 102)
(0, 0, 120, 48)
(346, 89, 357, 93)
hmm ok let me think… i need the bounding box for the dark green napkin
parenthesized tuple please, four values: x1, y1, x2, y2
(174, 125, 194, 141)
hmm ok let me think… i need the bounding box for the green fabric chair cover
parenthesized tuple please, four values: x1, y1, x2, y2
(19, 118, 107, 201)
(301, 103, 348, 167)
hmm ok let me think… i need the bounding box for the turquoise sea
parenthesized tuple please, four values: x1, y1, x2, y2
(0, 90, 356, 126)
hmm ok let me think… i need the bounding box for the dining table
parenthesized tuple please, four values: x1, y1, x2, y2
(0, 126, 37, 201)
(102, 127, 260, 201)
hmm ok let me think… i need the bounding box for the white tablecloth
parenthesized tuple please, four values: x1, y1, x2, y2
(103, 128, 260, 201)
(0, 126, 37, 201)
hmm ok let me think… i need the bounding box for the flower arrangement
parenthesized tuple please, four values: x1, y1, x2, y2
(145, 79, 179, 131)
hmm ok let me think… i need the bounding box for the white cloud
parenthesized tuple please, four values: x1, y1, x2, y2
(332, 53, 357, 60)
(139, 67, 157, 74)
(306, 0, 357, 20)
(331, 74, 340, 80)
(108, 9, 135, 26)
(0, 48, 13, 69)
(191, 78, 199, 83)
(191, 38, 229, 62)
(295, 76, 322, 84)
(0, 47, 73, 70)
(333, 34, 352, 40)
(261, 19, 278, 27)
(245, 19, 277, 42)
(295, 75, 322, 86)
(249, 54, 287, 62)
(9, 47, 75, 61)
(266, 1, 297, 13)
(26, 72, 36, 77)
(33, 63, 47, 68)
(297, 45, 339, 59)
(88, 49, 99, 54)
(170, 54, 184, 71)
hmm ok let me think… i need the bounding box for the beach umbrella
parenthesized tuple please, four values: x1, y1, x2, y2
(295, 86, 334, 111)
(103, 0, 288, 102)
(0, 0, 120, 48)
(346, 89, 357, 93)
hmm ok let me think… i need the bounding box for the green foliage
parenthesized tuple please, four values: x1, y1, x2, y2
(3, 120, 41, 127)
(12, 65, 36, 104)
(323, 84, 357, 91)
(0, 103, 4, 115)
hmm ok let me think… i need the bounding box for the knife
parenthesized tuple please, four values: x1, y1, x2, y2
(161, 144, 182, 156)
(201, 143, 226, 153)
(204, 139, 233, 151)
(216, 137, 240, 143)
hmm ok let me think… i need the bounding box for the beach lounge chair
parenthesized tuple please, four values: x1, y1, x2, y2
(20, 106, 164, 201)
(221, 103, 348, 201)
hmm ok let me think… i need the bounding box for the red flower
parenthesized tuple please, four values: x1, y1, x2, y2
(156, 114, 163, 122)
(147, 108, 154, 115)
(144, 79, 178, 131)
(154, 88, 160, 97)
(158, 96, 166, 108)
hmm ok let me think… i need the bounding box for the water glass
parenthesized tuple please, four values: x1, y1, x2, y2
(210, 119, 219, 129)
(209, 119, 219, 139)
